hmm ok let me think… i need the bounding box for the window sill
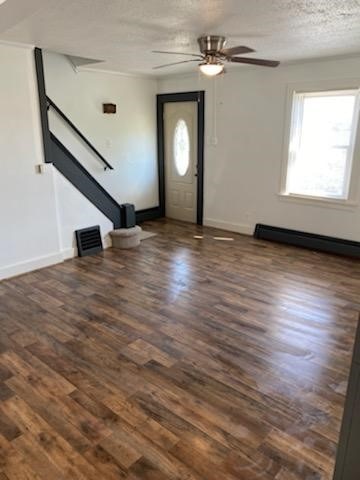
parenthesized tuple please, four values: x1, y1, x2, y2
(277, 193, 358, 210)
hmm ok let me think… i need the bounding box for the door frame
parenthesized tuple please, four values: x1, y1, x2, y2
(157, 91, 205, 225)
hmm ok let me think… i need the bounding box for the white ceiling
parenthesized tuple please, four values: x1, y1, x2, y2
(1, 0, 360, 76)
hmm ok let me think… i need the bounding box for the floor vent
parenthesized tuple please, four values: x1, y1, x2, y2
(75, 226, 103, 257)
(254, 224, 360, 258)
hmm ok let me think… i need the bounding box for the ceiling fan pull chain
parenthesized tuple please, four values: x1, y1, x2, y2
(197, 68, 202, 98)
(211, 75, 218, 146)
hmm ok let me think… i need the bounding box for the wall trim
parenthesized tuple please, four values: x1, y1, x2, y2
(279, 79, 360, 206)
(0, 234, 114, 279)
(204, 218, 253, 236)
(157, 53, 360, 81)
(157, 91, 205, 225)
(76, 66, 153, 79)
(61, 235, 112, 260)
(0, 40, 34, 50)
(277, 192, 359, 211)
(0, 252, 63, 281)
(61, 248, 77, 261)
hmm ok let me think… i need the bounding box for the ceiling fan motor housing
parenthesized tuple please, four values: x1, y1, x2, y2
(198, 35, 226, 55)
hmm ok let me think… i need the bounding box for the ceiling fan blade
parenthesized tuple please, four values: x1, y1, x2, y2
(152, 50, 203, 58)
(153, 59, 200, 70)
(228, 56, 280, 67)
(220, 45, 254, 56)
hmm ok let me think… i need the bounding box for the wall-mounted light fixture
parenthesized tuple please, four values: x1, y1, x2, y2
(103, 103, 116, 114)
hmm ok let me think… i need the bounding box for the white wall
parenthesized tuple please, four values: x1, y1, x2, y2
(159, 56, 360, 241)
(0, 44, 62, 280)
(1, 43, 360, 281)
(0, 44, 124, 280)
(44, 51, 159, 210)
(53, 170, 113, 259)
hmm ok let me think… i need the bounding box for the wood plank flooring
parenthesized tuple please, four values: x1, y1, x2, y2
(0, 219, 359, 480)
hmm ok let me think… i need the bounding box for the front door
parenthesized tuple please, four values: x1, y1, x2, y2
(164, 101, 197, 223)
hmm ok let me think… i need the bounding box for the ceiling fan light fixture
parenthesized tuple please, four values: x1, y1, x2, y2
(199, 62, 224, 76)
(153, 35, 279, 72)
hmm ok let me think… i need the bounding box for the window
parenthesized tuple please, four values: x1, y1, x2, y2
(174, 119, 190, 176)
(284, 89, 360, 200)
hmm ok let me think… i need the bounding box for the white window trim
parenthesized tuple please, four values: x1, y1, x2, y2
(280, 79, 360, 208)
(276, 192, 358, 211)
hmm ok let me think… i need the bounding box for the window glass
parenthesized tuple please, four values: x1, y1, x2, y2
(286, 90, 359, 199)
(174, 119, 190, 176)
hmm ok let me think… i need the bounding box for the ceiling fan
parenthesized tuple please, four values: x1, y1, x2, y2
(153, 35, 280, 76)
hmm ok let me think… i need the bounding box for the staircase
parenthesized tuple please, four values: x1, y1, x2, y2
(45, 91, 122, 228)
(34, 47, 160, 229)
(50, 132, 121, 228)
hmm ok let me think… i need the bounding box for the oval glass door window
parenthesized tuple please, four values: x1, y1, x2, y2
(173, 119, 190, 176)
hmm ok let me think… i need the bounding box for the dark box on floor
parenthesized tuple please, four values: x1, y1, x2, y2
(121, 203, 136, 228)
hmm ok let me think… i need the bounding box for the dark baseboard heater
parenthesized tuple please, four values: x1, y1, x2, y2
(136, 207, 162, 223)
(254, 224, 360, 258)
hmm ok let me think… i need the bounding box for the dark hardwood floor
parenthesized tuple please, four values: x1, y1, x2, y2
(0, 219, 359, 480)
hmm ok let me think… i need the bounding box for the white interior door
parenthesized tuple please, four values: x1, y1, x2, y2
(164, 101, 197, 223)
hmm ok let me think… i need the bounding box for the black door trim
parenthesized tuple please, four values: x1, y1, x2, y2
(157, 91, 205, 225)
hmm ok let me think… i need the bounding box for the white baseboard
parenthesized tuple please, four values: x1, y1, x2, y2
(0, 236, 113, 281)
(61, 235, 112, 260)
(103, 235, 112, 249)
(0, 252, 63, 281)
(204, 218, 254, 236)
(61, 248, 77, 260)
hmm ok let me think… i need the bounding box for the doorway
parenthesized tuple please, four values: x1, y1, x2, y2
(157, 91, 205, 225)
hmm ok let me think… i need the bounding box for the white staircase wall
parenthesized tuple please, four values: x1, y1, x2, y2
(53, 169, 113, 259)
(44, 51, 159, 211)
(0, 43, 118, 280)
(0, 43, 62, 280)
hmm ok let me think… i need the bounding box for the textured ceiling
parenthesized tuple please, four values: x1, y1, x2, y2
(1, 0, 360, 76)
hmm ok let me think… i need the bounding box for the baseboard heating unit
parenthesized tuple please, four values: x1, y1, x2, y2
(254, 224, 360, 258)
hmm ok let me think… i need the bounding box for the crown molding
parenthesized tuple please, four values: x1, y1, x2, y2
(76, 66, 154, 80)
(0, 39, 34, 50)
(284, 51, 360, 67)
(156, 52, 360, 81)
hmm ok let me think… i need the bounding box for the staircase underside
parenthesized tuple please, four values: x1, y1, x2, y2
(50, 133, 122, 228)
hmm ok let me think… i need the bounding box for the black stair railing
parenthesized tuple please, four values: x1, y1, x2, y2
(46, 96, 114, 171)
(34, 48, 160, 230)
(50, 133, 122, 228)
